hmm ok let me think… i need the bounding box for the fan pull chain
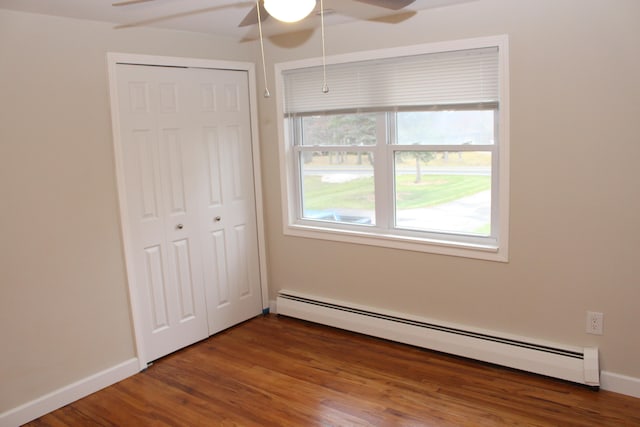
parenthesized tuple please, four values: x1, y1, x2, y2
(256, 0, 271, 98)
(320, 0, 329, 93)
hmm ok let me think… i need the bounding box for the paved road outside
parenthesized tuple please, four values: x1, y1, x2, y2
(322, 190, 491, 234)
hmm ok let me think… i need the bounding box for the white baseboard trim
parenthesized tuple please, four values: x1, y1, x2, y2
(600, 371, 640, 398)
(0, 358, 139, 427)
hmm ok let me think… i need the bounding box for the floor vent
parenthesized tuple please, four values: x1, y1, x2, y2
(276, 291, 599, 386)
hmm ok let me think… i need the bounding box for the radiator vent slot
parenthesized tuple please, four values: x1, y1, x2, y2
(277, 291, 599, 387)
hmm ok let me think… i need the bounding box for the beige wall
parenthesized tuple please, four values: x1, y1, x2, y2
(1, 0, 639, 415)
(0, 10, 254, 412)
(258, 0, 640, 379)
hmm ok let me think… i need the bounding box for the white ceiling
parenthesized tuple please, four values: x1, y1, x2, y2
(0, 0, 475, 40)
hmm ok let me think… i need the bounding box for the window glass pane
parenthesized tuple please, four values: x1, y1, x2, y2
(396, 110, 495, 145)
(301, 151, 375, 225)
(394, 151, 491, 235)
(301, 113, 378, 146)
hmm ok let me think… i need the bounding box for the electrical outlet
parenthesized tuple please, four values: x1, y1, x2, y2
(586, 311, 604, 335)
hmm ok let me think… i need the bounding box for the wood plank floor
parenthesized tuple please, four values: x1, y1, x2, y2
(27, 314, 640, 426)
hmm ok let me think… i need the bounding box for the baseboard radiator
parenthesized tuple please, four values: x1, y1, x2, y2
(276, 291, 600, 387)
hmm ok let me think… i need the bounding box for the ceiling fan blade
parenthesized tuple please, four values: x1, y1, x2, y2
(238, 3, 269, 27)
(112, 0, 157, 6)
(368, 10, 417, 23)
(352, 0, 416, 10)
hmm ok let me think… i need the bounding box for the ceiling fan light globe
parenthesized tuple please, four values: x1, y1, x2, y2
(264, 0, 316, 23)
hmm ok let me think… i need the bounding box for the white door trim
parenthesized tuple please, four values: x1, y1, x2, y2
(107, 52, 269, 370)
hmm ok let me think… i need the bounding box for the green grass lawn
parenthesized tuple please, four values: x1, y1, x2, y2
(302, 174, 490, 211)
(395, 174, 490, 209)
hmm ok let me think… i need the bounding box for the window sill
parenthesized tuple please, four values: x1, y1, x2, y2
(284, 222, 508, 262)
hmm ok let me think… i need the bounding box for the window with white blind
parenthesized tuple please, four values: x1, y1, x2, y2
(275, 36, 509, 261)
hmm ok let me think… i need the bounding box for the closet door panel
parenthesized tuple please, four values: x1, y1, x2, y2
(191, 68, 263, 334)
(116, 64, 208, 363)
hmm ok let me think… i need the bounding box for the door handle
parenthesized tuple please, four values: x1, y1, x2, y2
(214, 216, 222, 222)
(176, 224, 184, 230)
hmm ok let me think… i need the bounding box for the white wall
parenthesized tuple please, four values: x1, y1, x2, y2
(257, 0, 640, 382)
(0, 9, 255, 413)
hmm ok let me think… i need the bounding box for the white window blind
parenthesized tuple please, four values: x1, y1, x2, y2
(283, 47, 499, 114)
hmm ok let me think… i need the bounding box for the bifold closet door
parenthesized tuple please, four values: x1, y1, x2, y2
(115, 64, 262, 363)
(187, 67, 263, 336)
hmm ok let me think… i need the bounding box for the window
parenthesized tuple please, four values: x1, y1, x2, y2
(276, 36, 509, 261)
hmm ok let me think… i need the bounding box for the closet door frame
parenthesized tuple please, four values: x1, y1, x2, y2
(107, 52, 269, 370)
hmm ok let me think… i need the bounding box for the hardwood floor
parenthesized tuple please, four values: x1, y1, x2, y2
(27, 314, 640, 426)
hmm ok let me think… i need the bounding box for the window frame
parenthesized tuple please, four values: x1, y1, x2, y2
(275, 36, 510, 262)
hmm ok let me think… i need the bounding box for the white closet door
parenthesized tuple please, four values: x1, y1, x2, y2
(116, 64, 209, 362)
(116, 63, 264, 364)
(189, 68, 263, 334)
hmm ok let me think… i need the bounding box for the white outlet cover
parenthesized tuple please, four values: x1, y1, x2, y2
(586, 311, 604, 335)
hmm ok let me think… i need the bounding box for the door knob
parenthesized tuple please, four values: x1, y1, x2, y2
(214, 216, 222, 222)
(176, 224, 184, 229)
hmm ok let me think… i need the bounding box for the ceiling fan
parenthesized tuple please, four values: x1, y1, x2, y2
(112, 0, 417, 28)
(112, 0, 417, 97)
